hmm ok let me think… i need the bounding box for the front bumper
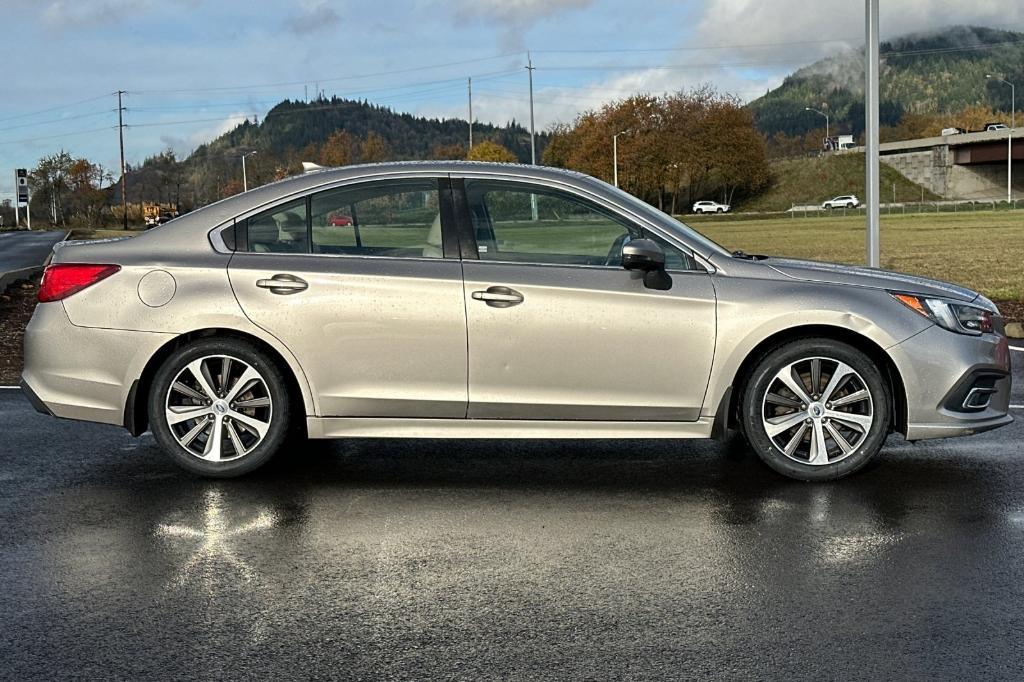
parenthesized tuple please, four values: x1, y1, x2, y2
(889, 323, 1013, 440)
(21, 302, 174, 427)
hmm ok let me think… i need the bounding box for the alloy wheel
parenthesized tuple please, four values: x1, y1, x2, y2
(164, 355, 273, 462)
(760, 356, 874, 466)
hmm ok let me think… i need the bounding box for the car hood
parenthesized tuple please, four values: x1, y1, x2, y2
(764, 257, 979, 302)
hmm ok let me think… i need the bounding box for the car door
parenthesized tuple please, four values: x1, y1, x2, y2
(227, 177, 468, 418)
(456, 178, 717, 421)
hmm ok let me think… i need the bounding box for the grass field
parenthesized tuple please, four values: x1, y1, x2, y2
(694, 210, 1024, 300)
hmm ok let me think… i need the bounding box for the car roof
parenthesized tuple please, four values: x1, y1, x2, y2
(147, 161, 602, 237)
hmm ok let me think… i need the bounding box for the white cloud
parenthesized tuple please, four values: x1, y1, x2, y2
(39, 0, 198, 28)
(694, 0, 1024, 64)
(159, 111, 251, 158)
(286, 0, 342, 35)
(445, 0, 593, 48)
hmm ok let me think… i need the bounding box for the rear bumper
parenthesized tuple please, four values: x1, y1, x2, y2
(21, 302, 174, 427)
(890, 324, 1013, 441)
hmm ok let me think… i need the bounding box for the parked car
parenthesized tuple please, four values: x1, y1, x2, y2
(327, 213, 353, 226)
(21, 162, 1012, 481)
(692, 200, 730, 214)
(822, 195, 860, 209)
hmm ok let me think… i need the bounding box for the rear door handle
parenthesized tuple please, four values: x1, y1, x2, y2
(256, 274, 308, 295)
(471, 285, 524, 308)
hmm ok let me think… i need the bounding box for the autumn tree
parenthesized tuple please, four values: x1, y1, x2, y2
(430, 142, 467, 160)
(546, 88, 769, 211)
(467, 140, 517, 163)
(319, 130, 357, 166)
(360, 132, 391, 163)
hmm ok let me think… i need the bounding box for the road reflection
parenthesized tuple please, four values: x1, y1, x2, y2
(155, 488, 278, 590)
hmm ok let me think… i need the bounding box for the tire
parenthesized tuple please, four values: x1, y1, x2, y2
(740, 337, 890, 481)
(717, 208, 724, 213)
(149, 337, 291, 477)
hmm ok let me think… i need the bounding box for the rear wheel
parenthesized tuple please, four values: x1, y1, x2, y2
(149, 338, 291, 477)
(740, 338, 890, 481)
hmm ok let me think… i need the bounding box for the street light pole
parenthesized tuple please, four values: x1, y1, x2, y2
(613, 130, 627, 188)
(865, 0, 880, 268)
(241, 151, 257, 192)
(805, 107, 829, 149)
(987, 74, 1016, 203)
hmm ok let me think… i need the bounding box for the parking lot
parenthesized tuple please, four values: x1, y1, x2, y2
(0, 348, 1020, 679)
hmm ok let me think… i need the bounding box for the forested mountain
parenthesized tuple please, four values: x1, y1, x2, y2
(128, 97, 546, 208)
(206, 97, 541, 161)
(749, 26, 1024, 139)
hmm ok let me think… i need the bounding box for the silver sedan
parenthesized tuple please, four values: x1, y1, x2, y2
(21, 162, 1013, 480)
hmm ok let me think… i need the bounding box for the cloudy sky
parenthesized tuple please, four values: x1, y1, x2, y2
(2, 0, 1023, 196)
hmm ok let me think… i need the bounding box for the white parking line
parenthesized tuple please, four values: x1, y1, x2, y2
(0, 386, 20, 389)
(1012, 346, 1024, 354)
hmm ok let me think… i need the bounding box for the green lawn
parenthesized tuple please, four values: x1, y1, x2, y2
(694, 210, 1024, 300)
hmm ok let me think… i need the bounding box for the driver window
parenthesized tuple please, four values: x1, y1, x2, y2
(465, 181, 693, 269)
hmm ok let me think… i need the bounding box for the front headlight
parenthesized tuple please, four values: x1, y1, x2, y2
(890, 292, 994, 335)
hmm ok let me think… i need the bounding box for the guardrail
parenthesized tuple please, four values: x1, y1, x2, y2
(784, 199, 1021, 218)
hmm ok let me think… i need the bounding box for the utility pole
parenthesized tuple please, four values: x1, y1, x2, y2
(526, 53, 537, 165)
(613, 130, 627, 188)
(117, 90, 128, 230)
(467, 77, 473, 150)
(865, 0, 880, 267)
(987, 74, 1015, 203)
(242, 151, 257, 192)
(526, 52, 538, 220)
(805, 107, 829, 150)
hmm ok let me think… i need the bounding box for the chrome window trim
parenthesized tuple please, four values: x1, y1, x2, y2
(208, 167, 715, 273)
(222, 249, 452, 265)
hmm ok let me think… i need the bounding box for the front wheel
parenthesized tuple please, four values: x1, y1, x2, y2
(740, 338, 890, 481)
(149, 338, 291, 477)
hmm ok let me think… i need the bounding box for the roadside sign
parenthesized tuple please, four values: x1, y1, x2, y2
(16, 168, 28, 204)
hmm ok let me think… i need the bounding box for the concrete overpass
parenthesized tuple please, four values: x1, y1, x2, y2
(855, 129, 1023, 200)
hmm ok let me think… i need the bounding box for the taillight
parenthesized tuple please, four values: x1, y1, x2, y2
(38, 264, 120, 303)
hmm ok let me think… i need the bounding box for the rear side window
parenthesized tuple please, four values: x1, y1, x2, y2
(242, 198, 308, 253)
(234, 179, 443, 258)
(311, 180, 442, 258)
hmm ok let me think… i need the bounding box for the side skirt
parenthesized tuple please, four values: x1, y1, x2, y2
(306, 417, 716, 439)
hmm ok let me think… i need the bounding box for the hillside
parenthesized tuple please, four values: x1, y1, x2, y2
(749, 26, 1024, 138)
(201, 97, 544, 162)
(127, 97, 546, 208)
(738, 153, 938, 212)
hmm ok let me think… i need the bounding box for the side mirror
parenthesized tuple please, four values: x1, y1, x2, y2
(622, 238, 672, 290)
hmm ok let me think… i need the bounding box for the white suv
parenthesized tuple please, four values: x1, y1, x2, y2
(822, 195, 860, 209)
(692, 200, 730, 214)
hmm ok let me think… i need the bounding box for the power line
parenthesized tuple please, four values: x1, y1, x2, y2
(0, 125, 116, 146)
(0, 108, 115, 133)
(131, 52, 525, 95)
(0, 92, 112, 125)
(532, 37, 862, 54)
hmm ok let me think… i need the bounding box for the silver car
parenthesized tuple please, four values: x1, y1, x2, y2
(21, 162, 1013, 480)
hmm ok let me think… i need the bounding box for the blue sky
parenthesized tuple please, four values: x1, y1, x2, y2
(2, 0, 1022, 197)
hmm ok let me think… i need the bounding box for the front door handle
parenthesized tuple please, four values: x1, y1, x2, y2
(256, 273, 308, 295)
(471, 285, 524, 308)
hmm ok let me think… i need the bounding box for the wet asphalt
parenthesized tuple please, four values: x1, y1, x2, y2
(0, 231, 65, 290)
(1, 352, 1023, 680)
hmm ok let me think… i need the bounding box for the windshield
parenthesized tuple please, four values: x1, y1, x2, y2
(595, 178, 732, 259)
